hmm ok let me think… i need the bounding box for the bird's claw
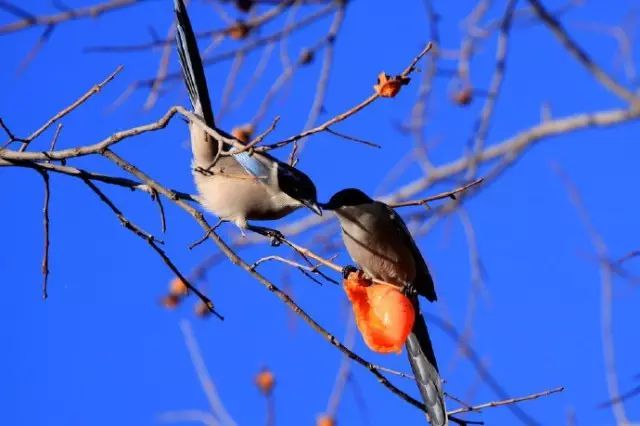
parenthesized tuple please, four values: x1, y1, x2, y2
(342, 264, 359, 279)
(249, 226, 285, 246)
(264, 229, 284, 247)
(403, 283, 418, 297)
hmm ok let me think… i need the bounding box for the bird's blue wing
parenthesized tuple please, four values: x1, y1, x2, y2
(232, 151, 271, 180)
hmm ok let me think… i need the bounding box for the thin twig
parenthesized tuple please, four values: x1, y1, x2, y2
(598, 383, 640, 408)
(262, 42, 434, 151)
(189, 220, 226, 250)
(527, 0, 638, 104)
(17, 24, 55, 74)
(250, 255, 325, 276)
(135, 3, 337, 87)
(448, 386, 564, 415)
(0, 0, 141, 34)
(369, 364, 415, 380)
(265, 393, 275, 426)
(325, 128, 381, 148)
(85, 0, 295, 53)
(388, 178, 483, 208)
(158, 410, 217, 426)
(144, 22, 175, 110)
(405, 0, 441, 174)
(227, 117, 281, 156)
(614, 250, 640, 266)
(452, 208, 489, 373)
(280, 237, 404, 291)
(180, 320, 237, 426)
(553, 164, 628, 424)
(248, 9, 340, 129)
(17, 66, 123, 152)
(150, 188, 167, 233)
(0, 117, 22, 145)
(82, 179, 163, 245)
(466, 0, 517, 178)
(37, 170, 50, 299)
(231, 42, 276, 111)
(325, 314, 357, 417)
(289, 2, 346, 165)
(48, 124, 63, 154)
(217, 50, 246, 120)
(426, 314, 539, 425)
(84, 172, 223, 321)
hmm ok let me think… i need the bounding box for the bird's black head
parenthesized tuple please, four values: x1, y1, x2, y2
(277, 165, 322, 215)
(321, 188, 374, 210)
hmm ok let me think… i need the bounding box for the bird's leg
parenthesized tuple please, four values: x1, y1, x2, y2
(246, 224, 285, 247)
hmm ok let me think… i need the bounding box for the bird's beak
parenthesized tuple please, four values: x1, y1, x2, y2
(303, 200, 323, 216)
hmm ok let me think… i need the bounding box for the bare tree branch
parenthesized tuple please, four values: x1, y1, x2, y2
(554, 165, 629, 425)
(527, 0, 638, 104)
(0, 0, 143, 35)
(448, 386, 564, 416)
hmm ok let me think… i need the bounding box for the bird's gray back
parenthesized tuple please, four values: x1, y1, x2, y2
(338, 202, 418, 285)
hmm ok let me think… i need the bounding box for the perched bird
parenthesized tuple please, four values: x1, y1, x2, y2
(322, 188, 447, 426)
(173, 0, 321, 240)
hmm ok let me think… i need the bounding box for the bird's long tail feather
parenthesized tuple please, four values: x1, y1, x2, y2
(174, 0, 220, 166)
(405, 305, 448, 426)
(174, 0, 214, 127)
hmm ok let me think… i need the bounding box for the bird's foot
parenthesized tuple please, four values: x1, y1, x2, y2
(341, 265, 372, 286)
(402, 283, 418, 297)
(265, 229, 284, 247)
(342, 264, 358, 279)
(248, 225, 285, 247)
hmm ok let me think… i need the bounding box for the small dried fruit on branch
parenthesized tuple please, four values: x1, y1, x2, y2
(161, 294, 180, 309)
(195, 300, 212, 318)
(228, 21, 251, 40)
(316, 414, 336, 426)
(343, 272, 415, 353)
(232, 124, 255, 143)
(373, 72, 410, 98)
(169, 277, 189, 296)
(452, 86, 473, 106)
(299, 48, 314, 65)
(255, 368, 275, 395)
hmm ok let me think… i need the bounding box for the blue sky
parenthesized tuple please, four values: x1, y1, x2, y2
(1, 0, 639, 425)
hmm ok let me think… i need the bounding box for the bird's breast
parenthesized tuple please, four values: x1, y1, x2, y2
(194, 170, 300, 223)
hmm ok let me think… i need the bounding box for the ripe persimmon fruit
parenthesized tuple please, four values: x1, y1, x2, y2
(343, 272, 415, 353)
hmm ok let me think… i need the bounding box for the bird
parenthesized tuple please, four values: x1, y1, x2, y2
(173, 0, 321, 242)
(321, 188, 447, 426)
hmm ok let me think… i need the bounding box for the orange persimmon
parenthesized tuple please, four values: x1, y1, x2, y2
(255, 368, 275, 395)
(373, 72, 410, 98)
(169, 277, 188, 297)
(316, 415, 335, 426)
(343, 273, 415, 354)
